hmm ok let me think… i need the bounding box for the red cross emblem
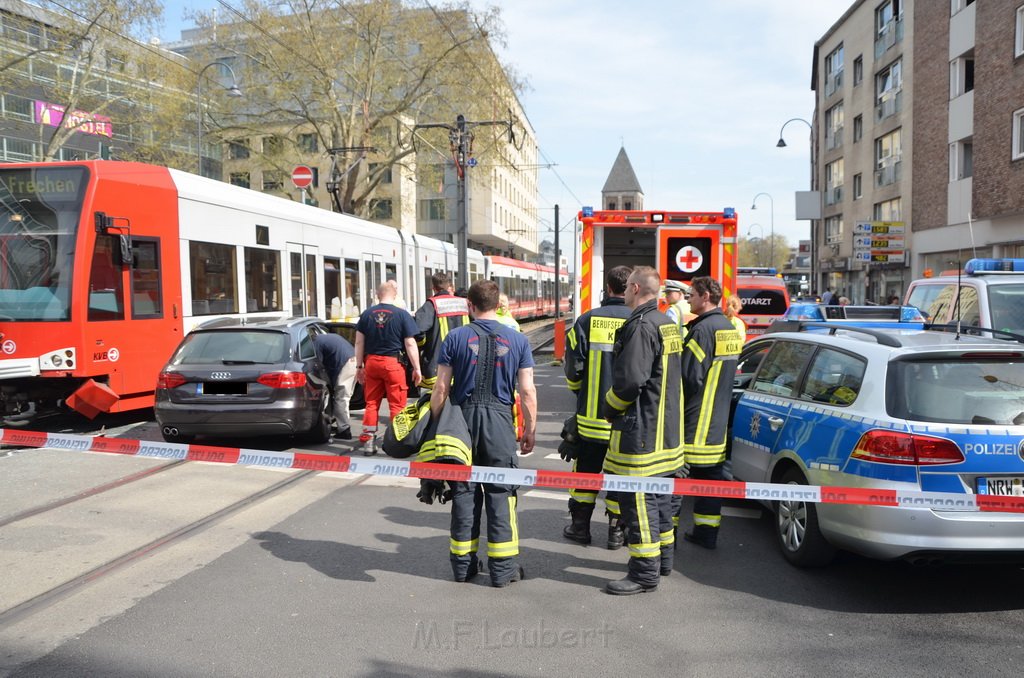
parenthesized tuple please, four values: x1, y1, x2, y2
(675, 246, 703, 273)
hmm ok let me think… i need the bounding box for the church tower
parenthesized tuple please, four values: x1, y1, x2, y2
(601, 146, 644, 211)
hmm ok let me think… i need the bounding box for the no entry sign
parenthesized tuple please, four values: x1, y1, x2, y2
(292, 165, 314, 189)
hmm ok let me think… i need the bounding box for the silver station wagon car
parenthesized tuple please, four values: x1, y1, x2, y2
(729, 322, 1024, 566)
(155, 317, 332, 444)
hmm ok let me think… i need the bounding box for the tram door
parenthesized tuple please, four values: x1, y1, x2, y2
(363, 253, 384, 310)
(287, 243, 320, 317)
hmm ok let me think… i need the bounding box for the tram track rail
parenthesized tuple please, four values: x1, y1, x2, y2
(0, 468, 372, 628)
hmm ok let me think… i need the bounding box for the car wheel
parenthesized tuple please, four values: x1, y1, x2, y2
(775, 467, 836, 567)
(304, 396, 331, 444)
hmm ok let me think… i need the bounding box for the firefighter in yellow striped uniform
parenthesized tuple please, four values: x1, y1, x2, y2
(672, 276, 744, 550)
(562, 265, 633, 549)
(414, 273, 470, 393)
(600, 266, 684, 596)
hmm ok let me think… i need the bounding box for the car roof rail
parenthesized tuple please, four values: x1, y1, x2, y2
(924, 323, 1024, 345)
(193, 316, 244, 330)
(794, 322, 906, 348)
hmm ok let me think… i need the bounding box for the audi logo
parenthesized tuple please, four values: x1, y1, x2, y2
(210, 372, 232, 380)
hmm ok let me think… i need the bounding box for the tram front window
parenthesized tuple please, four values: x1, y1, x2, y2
(0, 166, 87, 321)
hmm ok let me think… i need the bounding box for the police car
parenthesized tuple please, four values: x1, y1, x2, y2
(729, 321, 1024, 566)
(905, 258, 1024, 335)
(780, 303, 925, 327)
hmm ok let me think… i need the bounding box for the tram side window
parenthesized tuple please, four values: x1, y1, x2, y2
(130, 239, 162, 319)
(190, 241, 238, 316)
(88, 235, 125, 321)
(344, 259, 360, 318)
(244, 247, 281, 313)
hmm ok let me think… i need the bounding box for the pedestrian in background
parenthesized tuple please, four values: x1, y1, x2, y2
(601, 266, 684, 595)
(673, 276, 743, 550)
(839, 296, 851, 306)
(430, 280, 537, 587)
(495, 293, 521, 331)
(355, 280, 422, 455)
(663, 279, 692, 328)
(725, 295, 746, 338)
(312, 332, 357, 440)
(562, 265, 633, 549)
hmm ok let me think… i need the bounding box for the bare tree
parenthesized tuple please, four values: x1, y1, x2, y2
(189, 0, 524, 216)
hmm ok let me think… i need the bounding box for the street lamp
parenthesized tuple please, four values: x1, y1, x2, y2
(776, 117, 816, 291)
(747, 223, 765, 266)
(196, 61, 243, 177)
(750, 192, 774, 269)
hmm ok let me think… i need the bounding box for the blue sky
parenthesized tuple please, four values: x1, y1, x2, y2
(160, 1, 855, 246)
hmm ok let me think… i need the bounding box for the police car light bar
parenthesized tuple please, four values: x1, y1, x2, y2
(964, 258, 1024, 274)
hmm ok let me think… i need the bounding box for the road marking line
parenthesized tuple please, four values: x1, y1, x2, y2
(723, 505, 762, 519)
(526, 489, 568, 501)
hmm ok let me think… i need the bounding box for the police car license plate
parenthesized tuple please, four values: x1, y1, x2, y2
(978, 477, 1024, 496)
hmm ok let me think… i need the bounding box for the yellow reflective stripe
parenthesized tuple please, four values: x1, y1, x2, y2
(695, 362, 723, 445)
(605, 497, 620, 514)
(586, 350, 602, 420)
(694, 513, 722, 528)
(660, 529, 675, 546)
(418, 435, 472, 465)
(485, 495, 519, 558)
(687, 340, 706, 362)
(450, 537, 479, 555)
(578, 428, 611, 442)
(570, 489, 598, 502)
(636, 493, 651, 546)
(603, 454, 684, 477)
(566, 378, 582, 391)
(605, 390, 632, 411)
(416, 336, 426, 347)
(628, 543, 661, 558)
(439, 316, 450, 341)
(672, 514, 680, 527)
(567, 326, 578, 350)
(656, 351, 668, 453)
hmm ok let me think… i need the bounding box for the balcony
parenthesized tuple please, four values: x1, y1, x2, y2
(874, 18, 904, 59)
(824, 186, 843, 206)
(874, 159, 902, 187)
(875, 90, 902, 122)
(824, 71, 843, 98)
(825, 127, 844, 151)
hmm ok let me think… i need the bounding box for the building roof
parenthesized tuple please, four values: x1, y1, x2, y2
(602, 146, 643, 194)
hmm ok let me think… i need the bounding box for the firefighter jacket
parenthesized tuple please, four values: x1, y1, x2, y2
(600, 299, 685, 477)
(414, 294, 470, 391)
(682, 308, 743, 467)
(564, 296, 632, 442)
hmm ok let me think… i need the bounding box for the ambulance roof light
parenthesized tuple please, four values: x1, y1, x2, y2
(723, 207, 736, 219)
(582, 206, 594, 217)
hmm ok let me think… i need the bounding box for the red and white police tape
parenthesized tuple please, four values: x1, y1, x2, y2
(3, 428, 1024, 514)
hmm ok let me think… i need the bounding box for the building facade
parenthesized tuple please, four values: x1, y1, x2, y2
(912, 1, 1024, 273)
(812, 0, 913, 303)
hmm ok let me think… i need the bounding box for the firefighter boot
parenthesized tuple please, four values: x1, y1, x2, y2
(562, 502, 595, 545)
(606, 514, 626, 551)
(683, 525, 718, 550)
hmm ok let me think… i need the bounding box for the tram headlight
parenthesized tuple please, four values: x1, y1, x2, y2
(41, 347, 76, 371)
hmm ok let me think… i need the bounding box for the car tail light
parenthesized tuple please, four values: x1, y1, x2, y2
(851, 430, 965, 466)
(257, 371, 307, 388)
(156, 372, 187, 389)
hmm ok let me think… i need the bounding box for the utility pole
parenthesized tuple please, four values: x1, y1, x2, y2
(415, 111, 517, 291)
(325, 145, 376, 214)
(554, 204, 560, 317)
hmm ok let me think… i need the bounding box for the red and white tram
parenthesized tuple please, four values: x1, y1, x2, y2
(487, 255, 570, 320)
(0, 161, 566, 423)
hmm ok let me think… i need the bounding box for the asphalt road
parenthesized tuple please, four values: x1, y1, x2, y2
(2, 364, 1024, 677)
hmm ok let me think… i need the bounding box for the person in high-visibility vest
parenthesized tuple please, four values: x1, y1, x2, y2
(663, 279, 693, 328)
(562, 265, 633, 549)
(673, 276, 744, 549)
(601, 266, 684, 595)
(414, 272, 470, 393)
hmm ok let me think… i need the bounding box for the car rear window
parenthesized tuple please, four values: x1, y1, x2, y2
(171, 330, 290, 365)
(889, 358, 1024, 425)
(988, 284, 1024, 334)
(739, 288, 789, 316)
